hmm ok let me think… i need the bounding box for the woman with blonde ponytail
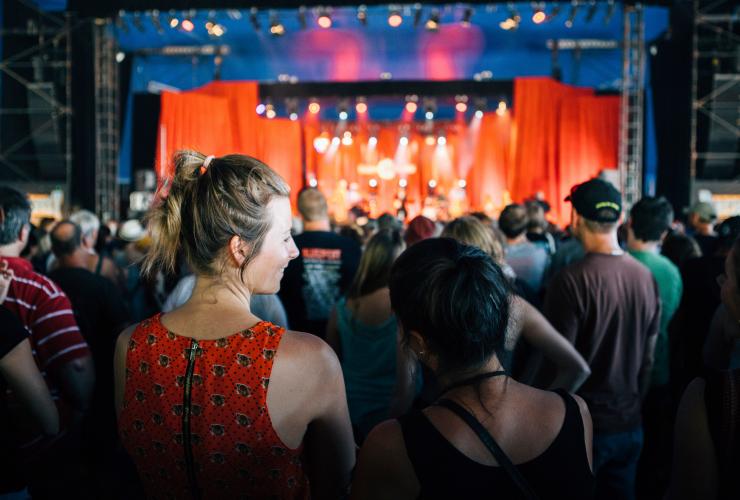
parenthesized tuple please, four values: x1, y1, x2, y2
(114, 151, 355, 499)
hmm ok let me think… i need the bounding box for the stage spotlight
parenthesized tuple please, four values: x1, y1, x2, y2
(309, 178, 319, 187)
(532, 8, 546, 25)
(357, 5, 368, 26)
(308, 101, 321, 114)
(313, 135, 330, 153)
(369, 178, 378, 188)
(425, 110, 434, 121)
(115, 51, 126, 63)
(461, 6, 473, 27)
(256, 103, 266, 115)
(405, 101, 418, 114)
(425, 9, 440, 31)
(585, 0, 598, 23)
(355, 100, 368, 114)
(298, 6, 307, 29)
(425, 135, 436, 146)
(368, 136, 378, 146)
(339, 111, 349, 121)
(332, 137, 341, 146)
(150, 10, 164, 34)
(604, 0, 616, 24)
(437, 136, 447, 146)
(549, 4, 562, 20)
(565, 1, 578, 28)
(500, 5, 520, 31)
(399, 136, 409, 146)
(455, 102, 468, 113)
(270, 13, 285, 36)
(181, 18, 195, 32)
(209, 24, 226, 37)
(458, 179, 467, 189)
(428, 179, 437, 189)
(413, 3, 423, 27)
(132, 12, 145, 32)
(250, 8, 260, 30)
(399, 178, 408, 188)
(475, 110, 484, 119)
(317, 9, 332, 29)
(342, 131, 353, 146)
(115, 11, 129, 34)
(388, 10, 403, 28)
(496, 100, 508, 116)
(265, 104, 276, 119)
(167, 10, 179, 29)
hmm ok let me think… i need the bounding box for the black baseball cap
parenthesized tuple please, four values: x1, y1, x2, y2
(565, 178, 622, 223)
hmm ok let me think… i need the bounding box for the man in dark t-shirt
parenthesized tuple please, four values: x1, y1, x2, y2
(48, 220, 131, 491)
(279, 188, 361, 338)
(544, 179, 660, 500)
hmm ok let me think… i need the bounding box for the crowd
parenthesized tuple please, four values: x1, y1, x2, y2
(0, 151, 738, 499)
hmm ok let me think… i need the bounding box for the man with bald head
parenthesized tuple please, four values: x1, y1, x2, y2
(48, 220, 130, 488)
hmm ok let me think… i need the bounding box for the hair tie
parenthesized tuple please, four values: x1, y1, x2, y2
(200, 155, 215, 175)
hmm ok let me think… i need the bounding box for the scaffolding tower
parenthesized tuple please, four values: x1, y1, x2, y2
(619, 2, 646, 210)
(0, 1, 75, 202)
(93, 19, 120, 221)
(690, 0, 740, 195)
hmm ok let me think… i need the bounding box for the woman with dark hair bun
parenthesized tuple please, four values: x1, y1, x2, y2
(114, 151, 355, 499)
(352, 238, 594, 499)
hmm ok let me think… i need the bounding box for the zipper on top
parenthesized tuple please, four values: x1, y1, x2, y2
(183, 338, 201, 500)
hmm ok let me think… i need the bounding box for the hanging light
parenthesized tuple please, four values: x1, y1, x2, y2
(256, 103, 266, 115)
(585, 0, 598, 23)
(181, 18, 195, 32)
(425, 9, 440, 31)
(496, 100, 508, 116)
(249, 8, 260, 30)
(405, 101, 418, 113)
(500, 4, 520, 31)
(150, 10, 164, 34)
(355, 99, 368, 114)
(532, 6, 547, 25)
(388, 9, 403, 28)
(357, 5, 368, 26)
(413, 3, 423, 27)
(565, 1, 579, 28)
(298, 6, 307, 29)
(461, 6, 473, 27)
(604, 0, 616, 24)
(317, 8, 332, 29)
(308, 101, 321, 114)
(270, 12, 285, 36)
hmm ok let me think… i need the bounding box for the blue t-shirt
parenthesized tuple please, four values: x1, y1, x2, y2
(505, 242, 550, 293)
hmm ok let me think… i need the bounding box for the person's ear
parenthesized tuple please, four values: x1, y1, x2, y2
(228, 235, 250, 266)
(19, 224, 30, 246)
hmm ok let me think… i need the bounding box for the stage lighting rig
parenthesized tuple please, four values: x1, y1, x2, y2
(270, 12, 285, 36)
(565, 1, 578, 28)
(150, 10, 164, 34)
(355, 98, 368, 114)
(461, 6, 473, 27)
(531, 3, 546, 25)
(425, 9, 440, 31)
(115, 11, 129, 34)
(132, 12, 145, 32)
(604, 0, 616, 24)
(500, 4, 521, 31)
(388, 8, 403, 28)
(357, 5, 368, 26)
(167, 10, 179, 29)
(317, 8, 333, 29)
(585, 0, 598, 23)
(250, 8, 260, 31)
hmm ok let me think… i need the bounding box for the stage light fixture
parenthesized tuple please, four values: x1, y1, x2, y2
(317, 8, 333, 29)
(256, 103, 266, 115)
(290, 113, 299, 121)
(425, 135, 436, 145)
(250, 8, 260, 31)
(428, 179, 437, 189)
(266, 104, 276, 119)
(339, 111, 349, 121)
(425, 9, 440, 31)
(532, 8, 546, 25)
(132, 12, 146, 32)
(368, 136, 378, 146)
(455, 102, 468, 113)
(400, 136, 409, 146)
(565, 1, 578, 28)
(150, 10, 164, 34)
(399, 178, 408, 188)
(475, 110, 484, 119)
(308, 102, 321, 114)
(604, 0, 616, 24)
(342, 131, 353, 146)
(437, 136, 447, 146)
(585, 0, 598, 23)
(405, 101, 418, 114)
(461, 6, 473, 27)
(500, 4, 521, 31)
(425, 110, 434, 120)
(369, 178, 378, 188)
(181, 18, 195, 32)
(357, 5, 368, 26)
(458, 179, 467, 189)
(167, 10, 179, 29)
(355, 100, 368, 114)
(115, 11, 129, 34)
(313, 135, 330, 153)
(388, 10, 403, 28)
(496, 100, 508, 116)
(309, 178, 319, 187)
(298, 6, 307, 29)
(413, 3, 423, 27)
(116, 52, 126, 63)
(549, 4, 562, 20)
(270, 13, 285, 36)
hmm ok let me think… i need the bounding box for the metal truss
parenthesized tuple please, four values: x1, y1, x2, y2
(93, 20, 120, 221)
(690, 0, 739, 191)
(618, 2, 646, 210)
(0, 0, 78, 201)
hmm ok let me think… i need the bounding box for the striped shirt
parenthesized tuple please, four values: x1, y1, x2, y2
(2, 257, 90, 393)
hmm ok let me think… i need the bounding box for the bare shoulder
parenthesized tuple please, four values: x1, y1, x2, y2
(278, 330, 340, 371)
(678, 378, 706, 415)
(352, 419, 417, 500)
(115, 323, 138, 360)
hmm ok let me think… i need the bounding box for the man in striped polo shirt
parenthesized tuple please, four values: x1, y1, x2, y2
(0, 186, 94, 495)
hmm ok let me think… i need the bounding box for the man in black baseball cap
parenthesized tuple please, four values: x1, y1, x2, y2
(544, 178, 660, 499)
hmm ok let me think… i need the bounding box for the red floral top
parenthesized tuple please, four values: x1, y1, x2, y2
(119, 313, 309, 499)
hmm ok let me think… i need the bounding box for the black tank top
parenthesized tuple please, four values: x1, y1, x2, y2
(399, 389, 594, 499)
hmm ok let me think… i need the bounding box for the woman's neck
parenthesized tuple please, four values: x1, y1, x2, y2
(438, 355, 506, 393)
(190, 274, 254, 313)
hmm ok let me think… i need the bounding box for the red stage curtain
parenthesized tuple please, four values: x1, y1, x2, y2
(257, 119, 303, 207)
(509, 77, 593, 225)
(467, 112, 511, 216)
(556, 95, 620, 225)
(199, 81, 261, 157)
(155, 91, 236, 179)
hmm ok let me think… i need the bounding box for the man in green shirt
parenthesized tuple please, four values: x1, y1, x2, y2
(628, 196, 683, 500)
